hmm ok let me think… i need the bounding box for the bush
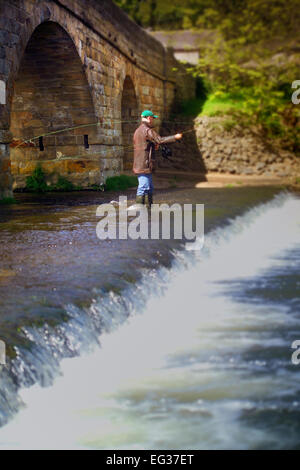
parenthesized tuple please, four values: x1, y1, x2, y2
(26, 164, 48, 193)
(0, 197, 18, 205)
(105, 174, 138, 191)
(26, 165, 76, 192)
(52, 175, 74, 192)
(189, 51, 300, 154)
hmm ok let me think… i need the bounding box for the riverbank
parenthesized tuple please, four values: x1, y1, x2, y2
(152, 170, 294, 189)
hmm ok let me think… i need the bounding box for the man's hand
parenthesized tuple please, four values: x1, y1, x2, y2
(175, 133, 183, 140)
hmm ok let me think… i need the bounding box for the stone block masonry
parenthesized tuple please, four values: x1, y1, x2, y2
(195, 116, 300, 177)
(0, 0, 195, 198)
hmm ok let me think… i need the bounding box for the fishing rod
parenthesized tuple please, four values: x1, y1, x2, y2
(13, 119, 143, 149)
(14, 118, 196, 149)
(12, 118, 196, 161)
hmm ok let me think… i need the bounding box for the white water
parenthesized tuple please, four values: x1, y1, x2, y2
(0, 192, 300, 449)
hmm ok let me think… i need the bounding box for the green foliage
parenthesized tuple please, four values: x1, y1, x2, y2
(196, 0, 300, 43)
(104, 174, 138, 191)
(114, 0, 299, 154)
(178, 97, 206, 116)
(113, 0, 299, 39)
(26, 165, 76, 192)
(201, 92, 244, 117)
(189, 49, 300, 153)
(0, 197, 18, 205)
(25, 167, 139, 193)
(52, 175, 75, 192)
(26, 164, 48, 193)
(114, 0, 194, 29)
(89, 183, 105, 191)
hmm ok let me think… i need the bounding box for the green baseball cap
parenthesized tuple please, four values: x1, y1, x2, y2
(141, 110, 158, 118)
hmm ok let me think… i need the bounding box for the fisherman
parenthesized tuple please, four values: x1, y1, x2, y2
(133, 110, 182, 208)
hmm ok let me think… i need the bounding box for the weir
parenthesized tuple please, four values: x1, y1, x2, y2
(0, 190, 299, 448)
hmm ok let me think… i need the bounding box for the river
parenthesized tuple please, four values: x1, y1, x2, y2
(0, 185, 299, 449)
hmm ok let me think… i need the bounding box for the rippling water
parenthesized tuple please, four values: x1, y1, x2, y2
(0, 187, 299, 449)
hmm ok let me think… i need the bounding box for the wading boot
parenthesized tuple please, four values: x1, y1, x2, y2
(144, 193, 153, 210)
(127, 195, 145, 215)
(136, 195, 145, 205)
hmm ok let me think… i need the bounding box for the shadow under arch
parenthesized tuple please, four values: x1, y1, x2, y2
(121, 76, 139, 171)
(9, 21, 98, 190)
(159, 76, 207, 178)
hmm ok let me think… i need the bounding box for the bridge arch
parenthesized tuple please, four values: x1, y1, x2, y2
(9, 20, 98, 189)
(121, 75, 139, 171)
(0, 0, 191, 201)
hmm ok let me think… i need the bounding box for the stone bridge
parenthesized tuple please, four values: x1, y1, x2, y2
(0, 0, 194, 199)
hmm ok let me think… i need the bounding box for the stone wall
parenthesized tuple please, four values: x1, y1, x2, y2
(156, 114, 299, 176)
(195, 116, 300, 177)
(0, 0, 195, 198)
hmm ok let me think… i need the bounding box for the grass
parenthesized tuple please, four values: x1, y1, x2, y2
(0, 197, 18, 205)
(104, 174, 138, 191)
(201, 92, 244, 117)
(176, 92, 245, 122)
(198, 89, 292, 146)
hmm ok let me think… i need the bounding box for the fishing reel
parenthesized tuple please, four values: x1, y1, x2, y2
(161, 145, 172, 161)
